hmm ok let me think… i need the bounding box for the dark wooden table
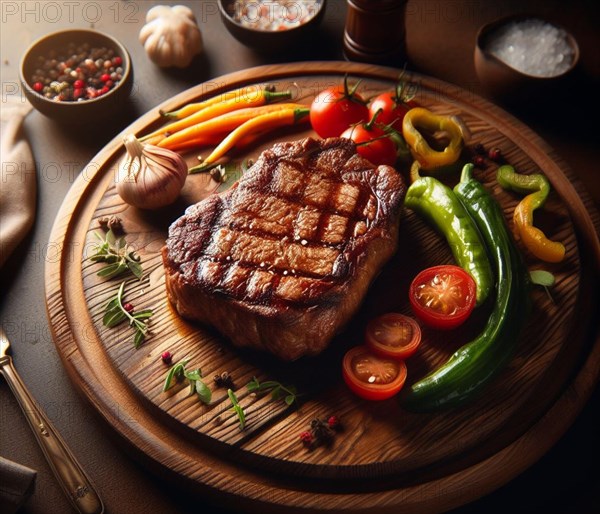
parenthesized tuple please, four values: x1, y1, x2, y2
(1, 2, 598, 513)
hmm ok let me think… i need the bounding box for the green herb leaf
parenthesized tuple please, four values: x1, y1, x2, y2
(132, 309, 154, 320)
(195, 380, 212, 404)
(228, 388, 245, 430)
(103, 307, 127, 328)
(102, 281, 153, 347)
(163, 359, 211, 405)
(529, 270, 556, 287)
(89, 229, 144, 280)
(184, 369, 202, 382)
(246, 377, 298, 406)
(133, 329, 145, 349)
(215, 161, 247, 194)
(102, 296, 126, 327)
(163, 360, 189, 392)
(246, 377, 260, 392)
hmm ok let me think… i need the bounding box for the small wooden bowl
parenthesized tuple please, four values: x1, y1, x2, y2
(218, 0, 326, 53)
(20, 29, 133, 123)
(474, 15, 579, 103)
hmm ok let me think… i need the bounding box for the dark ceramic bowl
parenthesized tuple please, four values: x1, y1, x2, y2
(474, 14, 579, 102)
(219, 0, 326, 53)
(20, 29, 133, 123)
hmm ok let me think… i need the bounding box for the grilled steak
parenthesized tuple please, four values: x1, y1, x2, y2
(162, 137, 406, 360)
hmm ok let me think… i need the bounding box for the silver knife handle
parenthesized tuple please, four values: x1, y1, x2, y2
(0, 356, 104, 514)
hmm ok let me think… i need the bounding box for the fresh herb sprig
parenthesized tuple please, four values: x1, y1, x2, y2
(247, 377, 298, 406)
(89, 229, 143, 279)
(529, 270, 556, 303)
(163, 359, 212, 405)
(103, 281, 153, 348)
(228, 388, 245, 430)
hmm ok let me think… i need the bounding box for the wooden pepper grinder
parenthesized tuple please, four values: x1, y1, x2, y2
(343, 0, 408, 65)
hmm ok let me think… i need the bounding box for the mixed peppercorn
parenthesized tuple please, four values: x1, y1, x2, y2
(30, 42, 124, 102)
(299, 415, 342, 450)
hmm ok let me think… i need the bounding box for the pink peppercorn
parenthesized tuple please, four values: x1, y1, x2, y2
(73, 79, 85, 89)
(101, 73, 111, 82)
(473, 155, 486, 168)
(327, 416, 340, 430)
(488, 147, 502, 161)
(33, 81, 44, 92)
(299, 431, 314, 445)
(161, 351, 173, 365)
(123, 302, 134, 312)
(113, 56, 122, 66)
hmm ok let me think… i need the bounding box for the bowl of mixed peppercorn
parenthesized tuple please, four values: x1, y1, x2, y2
(20, 29, 133, 123)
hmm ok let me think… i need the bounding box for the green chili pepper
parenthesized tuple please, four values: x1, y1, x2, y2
(404, 171, 493, 306)
(402, 164, 530, 411)
(496, 165, 550, 198)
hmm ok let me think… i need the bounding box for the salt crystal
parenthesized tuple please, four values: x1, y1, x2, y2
(486, 19, 574, 77)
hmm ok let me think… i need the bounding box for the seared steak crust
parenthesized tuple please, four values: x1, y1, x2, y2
(162, 137, 405, 360)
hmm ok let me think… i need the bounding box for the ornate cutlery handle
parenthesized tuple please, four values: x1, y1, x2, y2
(0, 355, 104, 514)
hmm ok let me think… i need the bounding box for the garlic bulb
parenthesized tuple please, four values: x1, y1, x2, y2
(116, 134, 188, 209)
(139, 5, 203, 68)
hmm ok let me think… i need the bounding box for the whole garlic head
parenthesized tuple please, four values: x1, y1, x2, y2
(116, 134, 188, 209)
(139, 5, 203, 68)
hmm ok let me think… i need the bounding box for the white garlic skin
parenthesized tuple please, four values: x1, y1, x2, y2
(139, 5, 203, 68)
(116, 134, 188, 209)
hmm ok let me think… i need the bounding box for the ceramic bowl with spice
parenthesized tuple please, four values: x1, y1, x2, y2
(20, 29, 133, 123)
(218, 0, 326, 53)
(474, 15, 579, 103)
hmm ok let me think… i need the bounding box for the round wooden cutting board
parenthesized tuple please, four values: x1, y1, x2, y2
(45, 62, 600, 514)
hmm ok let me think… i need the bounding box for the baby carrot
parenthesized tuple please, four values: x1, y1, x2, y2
(157, 103, 306, 150)
(142, 89, 291, 142)
(188, 107, 310, 174)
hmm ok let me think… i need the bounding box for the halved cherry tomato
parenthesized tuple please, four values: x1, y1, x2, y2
(310, 78, 369, 138)
(341, 118, 397, 167)
(409, 265, 476, 330)
(365, 313, 422, 360)
(369, 92, 419, 131)
(342, 346, 407, 401)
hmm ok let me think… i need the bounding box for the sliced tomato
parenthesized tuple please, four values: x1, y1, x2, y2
(409, 265, 476, 330)
(342, 346, 407, 401)
(365, 313, 422, 360)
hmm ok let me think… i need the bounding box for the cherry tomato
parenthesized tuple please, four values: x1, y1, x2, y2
(409, 265, 476, 330)
(365, 313, 422, 360)
(342, 346, 408, 401)
(310, 81, 369, 138)
(369, 92, 418, 131)
(341, 122, 397, 167)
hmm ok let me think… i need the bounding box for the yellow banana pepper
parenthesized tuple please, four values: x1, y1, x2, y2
(497, 165, 566, 263)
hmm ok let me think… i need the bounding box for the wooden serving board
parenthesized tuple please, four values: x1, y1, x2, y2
(45, 62, 600, 514)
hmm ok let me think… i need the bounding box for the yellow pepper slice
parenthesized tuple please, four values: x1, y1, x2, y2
(513, 196, 566, 263)
(402, 107, 463, 170)
(497, 165, 565, 263)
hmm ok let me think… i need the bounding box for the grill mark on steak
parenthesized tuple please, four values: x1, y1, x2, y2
(163, 137, 406, 359)
(167, 139, 397, 307)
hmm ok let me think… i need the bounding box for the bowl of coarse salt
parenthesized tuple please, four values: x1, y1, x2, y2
(475, 15, 579, 102)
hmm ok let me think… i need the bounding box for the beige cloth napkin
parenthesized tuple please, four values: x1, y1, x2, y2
(0, 97, 36, 268)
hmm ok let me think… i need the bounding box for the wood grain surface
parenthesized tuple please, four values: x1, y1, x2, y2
(45, 62, 600, 514)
